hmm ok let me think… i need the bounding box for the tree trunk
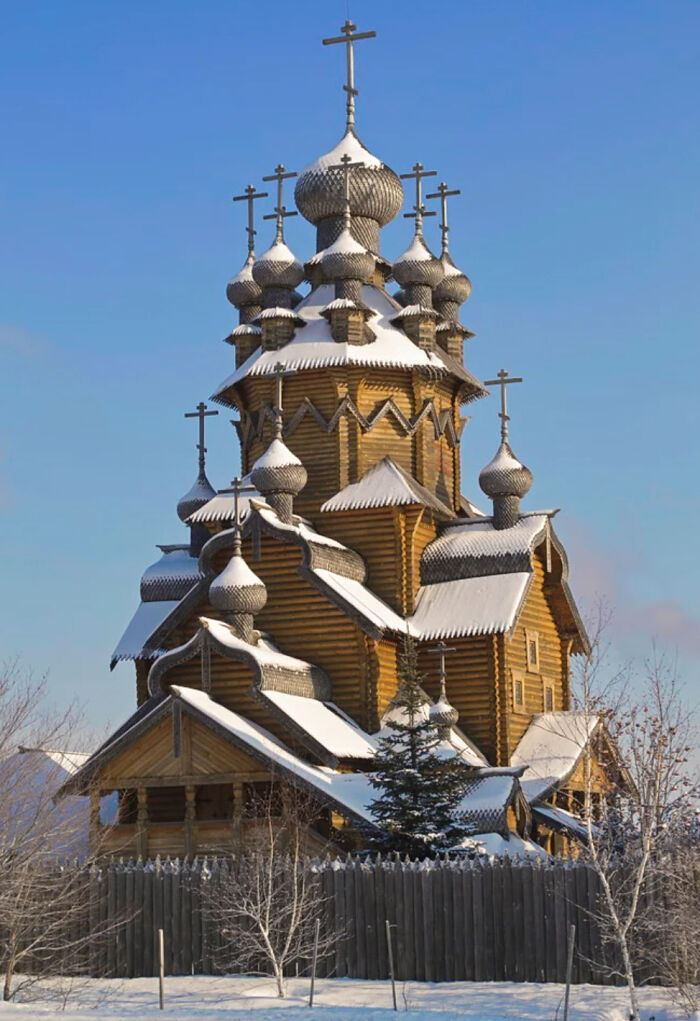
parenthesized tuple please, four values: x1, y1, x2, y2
(3, 957, 14, 1002)
(274, 964, 285, 998)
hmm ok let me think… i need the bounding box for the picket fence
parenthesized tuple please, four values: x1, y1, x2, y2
(78, 855, 650, 984)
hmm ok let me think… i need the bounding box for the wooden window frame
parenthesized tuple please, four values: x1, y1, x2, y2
(511, 670, 526, 711)
(526, 629, 541, 673)
(543, 680, 555, 712)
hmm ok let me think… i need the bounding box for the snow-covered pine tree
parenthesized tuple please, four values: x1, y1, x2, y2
(366, 633, 472, 858)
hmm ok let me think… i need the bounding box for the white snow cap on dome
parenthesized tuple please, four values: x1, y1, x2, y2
(253, 437, 302, 471)
(394, 235, 435, 265)
(299, 130, 384, 175)
(256, 240, 299, 265)
(321, 228, 370, 257)
(481, 443, 528, 475)
(211, 552, 264, 591)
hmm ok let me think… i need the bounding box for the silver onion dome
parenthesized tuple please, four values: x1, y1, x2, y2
(429, 692, 459, 732)
(226, 251, 263, 308)
(479, 440, 533, 500)
(251, 438, 307, 498)
(392, 234, 444, 289)
(319, 227, 375, 283)
(209, 551, 268, 617)
(252, 240, 304, 291)
(177, 471, 217, 523)
(434, 252, 472, 307)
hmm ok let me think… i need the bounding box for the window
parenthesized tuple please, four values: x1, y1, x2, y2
(544, 684, 554, 712)
(512, 671, 525, 709)
(526, 630, 540, 672)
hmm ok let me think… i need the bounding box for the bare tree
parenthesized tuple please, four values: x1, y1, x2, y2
(205, 781, 340, 998)
(573, 613, 698, 1021)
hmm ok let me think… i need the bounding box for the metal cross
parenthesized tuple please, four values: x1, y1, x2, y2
(232, 184, 269, 254)
(322, 20, 376, 131)
(424, 645, 457, 702)
(221, 475, 256, 552)
(271, 360, 296, 439)
(262, 164, 298, 242)
(426, 181, 461, 254)
(329, 153, 365, 218)
(483, 368, 524, 442)
(184, 402, 218, 475)
(400, 162, 437, 235)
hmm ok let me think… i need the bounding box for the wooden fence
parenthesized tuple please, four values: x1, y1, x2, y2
(78, 856, 642, 983)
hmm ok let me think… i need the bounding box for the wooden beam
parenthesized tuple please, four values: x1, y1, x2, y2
(136, 787, 148, 859)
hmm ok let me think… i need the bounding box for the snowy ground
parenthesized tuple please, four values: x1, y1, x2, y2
(0, 977, 692, 1021)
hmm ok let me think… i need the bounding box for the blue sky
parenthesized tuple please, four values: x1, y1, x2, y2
(1, 0, 698, 734)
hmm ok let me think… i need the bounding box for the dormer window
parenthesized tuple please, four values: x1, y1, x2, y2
(526, 630, 540, 673)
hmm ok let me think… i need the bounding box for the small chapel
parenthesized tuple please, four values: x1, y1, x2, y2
(62, 21, 620, 858)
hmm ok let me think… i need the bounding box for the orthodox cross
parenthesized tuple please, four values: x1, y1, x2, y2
(263, 164, 297, 242)
(329, 152, 365, 217)
(232, 184, 269, 254)
(271, 360, 296, 439)
(483, 368, 523, 442)
(426, 181, 461, 254)
(322, 20, 376, 131)
(223, 474, 256, 551)
(400, 162, 437, 235)
(184, 402, 218, 475)
(427, 640, 457, 699)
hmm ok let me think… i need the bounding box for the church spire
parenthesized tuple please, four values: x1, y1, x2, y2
(393, 162, 444, 312)
(322, 20, 377, 133)
(479, 370, 533, 530)
(426, 181, 473, 335)
(253, 164, 303, 314)
(226, 185, 267, 366)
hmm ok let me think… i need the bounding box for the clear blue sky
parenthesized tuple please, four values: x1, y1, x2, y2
(1, 0, 698, 734)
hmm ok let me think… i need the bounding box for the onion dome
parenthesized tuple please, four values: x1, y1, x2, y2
(252, 240, 304, 293)
(319, 226, 375, 284)
(392, 234, 444, 292)
(177, 471, 217, 523)
(434, 252, 472, 309)
(295, 131, 404, 252)
(140, 546, 203, 602)
(226, 251, 263, 309)
(429, 689, 459, 732)
(251, 438, 307, 501)
(209, 550, 267, 617)
(479, 440, 533, 501)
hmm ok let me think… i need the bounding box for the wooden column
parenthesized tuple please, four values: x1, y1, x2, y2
(232, 781, 244, 849)
(184, 784, 196, 859)
(136, 787, 148, 860)
(89, 788, 101, 852)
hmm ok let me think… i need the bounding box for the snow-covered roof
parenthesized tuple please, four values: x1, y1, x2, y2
(310, 568, 414, 637)
(320, 457, 453, 517)
(140, 547, 202, 601)
(201, 618, 315, 676)
(260, 691, 376, 760)
(376, 703, 487, 768)
(172, 687, 375, 823)
(408, 573, 531, 640)
(187, 478, 261, 524)
(111, 600, 181, 665)
(253, 503, 347, 550)
(424, 513, 550, 567)
(532, 803, 596, 842)
(17, 747, 91, 774)
(511, 712, 600, 802)
(390, 304, 439, 320)
(455, 832, 550, 860)
(212, 285, 481, 400)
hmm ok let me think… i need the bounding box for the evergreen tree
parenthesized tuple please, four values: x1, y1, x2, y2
(366, 633, 473, 858)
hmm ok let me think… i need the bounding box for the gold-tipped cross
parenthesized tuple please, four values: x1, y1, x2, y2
(400, 162, 437, 236)
(426, 181, 461, 254)
(262, 164, 298, 242)
(184, 402, 218, 475)
(232, 184, 269, 254)
(322, 20, 377, 131)
(329, 152, 365, 216)
(483, 368, 524, 442)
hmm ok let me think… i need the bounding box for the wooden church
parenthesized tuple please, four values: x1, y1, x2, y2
(62, 21, 619, 858)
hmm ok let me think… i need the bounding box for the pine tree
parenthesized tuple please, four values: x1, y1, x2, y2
(366, 633, 473, 858)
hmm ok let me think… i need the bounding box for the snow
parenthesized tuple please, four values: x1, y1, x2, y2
(170, 686, 374, 823)
(260, 691, 376, 759)
(0, 975, 683, 1020)
(390, 304, 438, 319)
(425, 514, 550, 563)
(532, 803, 595, 841)
(111, 600, 181, 664)
(211, 285, 453, 397)
(298, 129, 384, 174)
(253, 307, 300, 321)
(141, 548, 202, 590)
(511, 712, 600, 802)
(459, 774, 515, 815)
(456, 832, 550, 860)
(254, 240, 300, 266)
(481, 442, 529, 475)
(210, 553, 264, 591)
(201, 618, 312, 675)
(311, 568, 415, 637)
(230, 324, 261, 337)
(252, 437, 302, 469)
(394, 234, 436, 265)
(187, 479, 261, 525)
(320, 457, 452, 515)
(320, 298, 358, 311)
(318, 228, 369, 257)
(409, 573, 531, 639)
(253, 503, 346, 550)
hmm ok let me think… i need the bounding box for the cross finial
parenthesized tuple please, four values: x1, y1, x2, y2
(400, 162, 438, 236)
(184, 402, 218, 476)
(232, 184, 269, 255)
(426, 181, 461, 254)
(427, 640, 457, 701)
(262, 164, 298, 242)
(483, 368, 524, 442)
(272, 360, 289, 440)
(225, 475, 256, 554)
(329, 153, 365, 227)
(322, 20, 377, 131)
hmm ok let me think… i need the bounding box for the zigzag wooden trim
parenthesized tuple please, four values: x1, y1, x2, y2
(233, 396, 466, 449)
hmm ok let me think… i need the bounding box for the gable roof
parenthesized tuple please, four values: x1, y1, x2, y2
(408, 572, 531, 641)
(511, 712, 601, 803)
(320, 457, 454, 517)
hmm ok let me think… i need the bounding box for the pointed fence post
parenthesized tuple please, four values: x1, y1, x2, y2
(563, 923, 576, 1021)
(158, 928, 165, 1010)
(309, 918, 321, 1008)
(386, 919, 397, 1011)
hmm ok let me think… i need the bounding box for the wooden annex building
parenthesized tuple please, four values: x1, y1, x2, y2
(62, 20, 619, 859)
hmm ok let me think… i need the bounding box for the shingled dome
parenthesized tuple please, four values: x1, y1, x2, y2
(434, 252, 472, 309)
(177, 471, 217, 523)
(251, 438, 307, 498)
(253, 240, 304, 291)
(140, 547, 203, 602)
(392, 234, 444, 290)
(479, 440, 533, 500)
(226, 251, 263, 308)
(209, 552, 268, 617)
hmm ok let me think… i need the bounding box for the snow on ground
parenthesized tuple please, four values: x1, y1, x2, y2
(0, 976, 691, 1021)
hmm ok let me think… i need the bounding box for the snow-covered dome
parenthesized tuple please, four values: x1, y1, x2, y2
(252, 240, 304, 292)
(140, 547, 203, 602)
(479, 441, 533, 500)
(226, 251, 263, 309)
(209, 551, 267, 617)
(295, 130, 404, 249)
(319, 226, 375, 283)
(392, 234, 444, 289)
(177, 471, 217, 523)
(434, 252, 472, 308)
(251, 437, 307, 498)
(429, 691, 459, 732)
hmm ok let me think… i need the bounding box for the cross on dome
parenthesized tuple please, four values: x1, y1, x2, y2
(221, 475, 256, 553)
(271, 360, 295, 439)
(400, 162, 437, 237)
(232, 184, 269, 255)
(427, 640, 457, 691)
(483, 368, 524, 442)
(262, 164, 298, 242)
(184, 402, 218, 476)
(426, 181, 461, 254)
(330, 153, 366, 212)
(322, 20, 377, 131)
